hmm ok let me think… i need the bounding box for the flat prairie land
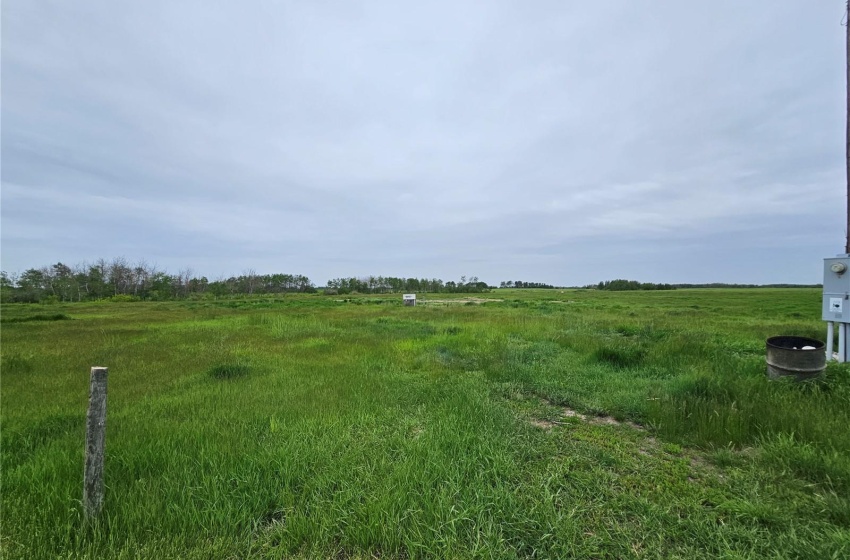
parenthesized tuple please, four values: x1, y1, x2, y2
(2, 289, 849, 559)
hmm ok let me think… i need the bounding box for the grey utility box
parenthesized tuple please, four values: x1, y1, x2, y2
(822, 256, 850, 322)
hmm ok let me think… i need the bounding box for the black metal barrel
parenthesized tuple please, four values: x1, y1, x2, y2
(765, 336, 826, 381)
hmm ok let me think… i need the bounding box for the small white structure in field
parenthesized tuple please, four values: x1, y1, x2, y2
(403, 294, 416, 307)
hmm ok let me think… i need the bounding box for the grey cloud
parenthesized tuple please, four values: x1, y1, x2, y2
(1, 1, 844, 285)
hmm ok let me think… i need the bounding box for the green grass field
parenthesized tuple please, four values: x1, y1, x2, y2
(2, 289, 849, 559)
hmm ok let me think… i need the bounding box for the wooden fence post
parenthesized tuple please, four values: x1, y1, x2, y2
(84, 366, 108, 518)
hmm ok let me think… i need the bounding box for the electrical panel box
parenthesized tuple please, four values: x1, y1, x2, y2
(823, 256, 850, 322)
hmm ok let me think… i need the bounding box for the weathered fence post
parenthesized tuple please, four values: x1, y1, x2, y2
(84, 366, 108, 518)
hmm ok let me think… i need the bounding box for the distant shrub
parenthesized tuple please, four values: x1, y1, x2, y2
(208, 363, 251, 380)
(593, 346, 645, 368)
(613, 324, 669, 341)
(614, 325, 641, 337)
(109, 294, 140, 302)
(187, 292, 215, 301)
(2, 354, 34, 373)
(3, 313, 71, 324)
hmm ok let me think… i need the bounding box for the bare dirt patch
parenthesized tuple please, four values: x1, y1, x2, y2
(528, 397, 723, 477)
(533, 396, 645, 431)
(529, 419, 558, 430)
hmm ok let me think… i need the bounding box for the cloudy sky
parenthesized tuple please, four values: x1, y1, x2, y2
(1, 1, 846, 286)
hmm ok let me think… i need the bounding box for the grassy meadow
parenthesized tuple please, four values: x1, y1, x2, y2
(2, 288, 849, 558)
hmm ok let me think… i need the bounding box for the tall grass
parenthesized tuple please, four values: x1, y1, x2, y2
(2, 290, 849, 558)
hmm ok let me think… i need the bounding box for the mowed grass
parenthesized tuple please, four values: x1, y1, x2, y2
(2, 289, 849, 559)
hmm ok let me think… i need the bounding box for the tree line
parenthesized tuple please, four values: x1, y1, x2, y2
(0, 259, 315, 303)
(5, 260, 812, 303)
(586, 280, 819, 291)
(325, 275, 489, 294)
(0, 259, 492, 303)
(590, 280, 676, 291)
(499, 281, 558, 289)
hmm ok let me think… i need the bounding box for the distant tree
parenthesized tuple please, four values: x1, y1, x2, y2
(1, 271, 18, 302)
(149, 272, 175, 300)
(242, 269, 259, 295)
(16, 268, 47, 302)
(108, 257, 133, 295)
(49, 262, 78, 301)
(595, 279, 675, 291)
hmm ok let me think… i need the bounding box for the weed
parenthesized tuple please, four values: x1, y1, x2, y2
(208, 363, 251, 379)
(2, 353, 35, 374)
(593, 345, 646, 368)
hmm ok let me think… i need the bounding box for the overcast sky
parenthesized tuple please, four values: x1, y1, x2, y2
(1, 1, 846, 286)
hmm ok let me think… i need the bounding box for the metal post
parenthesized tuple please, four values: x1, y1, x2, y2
(846, 0, 850, 253)
(841, 323, 846, 362)
(839, 323, 850, 362)
(827, 321, 835, 360)
(84, 366, 108, 518)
